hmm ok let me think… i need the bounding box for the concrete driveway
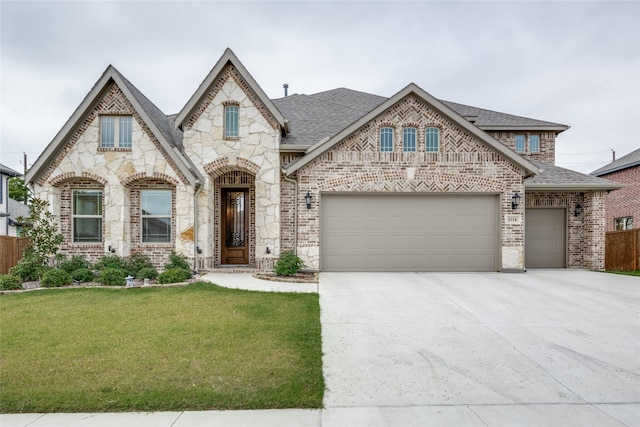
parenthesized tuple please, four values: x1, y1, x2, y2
(320, 270, 640, 426)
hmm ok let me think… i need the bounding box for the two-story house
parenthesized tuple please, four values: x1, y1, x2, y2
(25, 49, 622, 272)
(592, 148, 640, 231)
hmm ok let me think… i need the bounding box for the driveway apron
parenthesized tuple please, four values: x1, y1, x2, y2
(319, 270, 640, 426)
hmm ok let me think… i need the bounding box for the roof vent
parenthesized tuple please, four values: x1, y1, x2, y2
(464, 115, 478, 124)
(283, 83, 289, 97)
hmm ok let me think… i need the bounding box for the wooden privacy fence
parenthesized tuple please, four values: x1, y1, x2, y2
(605, 229, 640, 271)
(0, 236, 29, 274)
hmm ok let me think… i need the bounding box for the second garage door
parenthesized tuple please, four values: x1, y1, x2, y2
(525, 208, 566, 268)
(321, 194, 499, 272)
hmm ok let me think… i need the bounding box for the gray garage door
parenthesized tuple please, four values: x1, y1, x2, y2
(525, 208, 566, 268)
(321, 194, 499, 272)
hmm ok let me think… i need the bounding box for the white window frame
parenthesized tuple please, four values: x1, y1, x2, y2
(224, 105, 239, 138)
(72, 190, 103, 243)
(101, 115, 132, 148)
(141, 190, 172, 243)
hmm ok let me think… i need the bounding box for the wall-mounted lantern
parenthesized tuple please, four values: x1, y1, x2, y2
(305, 191, 312, 209)
(574, 203, 583, 217)
(511, 192, 521, 210)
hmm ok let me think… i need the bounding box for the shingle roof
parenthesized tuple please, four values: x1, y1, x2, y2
(0, 163, 22, 177)
(526, 160, 624, 191)
(8, 197, 29, 220)
(273, 87, 568, 147)
(591, 148, 640, 176)
(117, 71, 184, 150)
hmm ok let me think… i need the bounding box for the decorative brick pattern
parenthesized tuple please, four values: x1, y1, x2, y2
(284, 95, 526, 270)
(598, 166, 639, 231)
(122, 172, 179, 187)
(204, 157, 261, 178)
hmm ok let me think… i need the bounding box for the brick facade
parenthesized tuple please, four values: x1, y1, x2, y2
(598, 166, 639, 231)
(487, 131, 557, 164)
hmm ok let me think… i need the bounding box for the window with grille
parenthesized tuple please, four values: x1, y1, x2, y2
(426, 127, 439, 152)
(380, 127, 393, 152)
(403, 127, 416, 152)
(101, 116, 132, 148)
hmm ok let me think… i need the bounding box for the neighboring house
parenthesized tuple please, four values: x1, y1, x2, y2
(0, 163, 24, 236)
(25, 48, 622, 272)
(591, 148, 640, 231)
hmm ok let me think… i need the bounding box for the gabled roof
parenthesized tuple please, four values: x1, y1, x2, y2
(591, 148, 640, 176)
(274, 88, 569, 150)
(175, 48, 286, 133)
(0, 163, 22, 177)
(26, 66, 202, 187)
(283, 83, 539, 177)
(8, 197, 29, 221)
(526, 160, 624, 191)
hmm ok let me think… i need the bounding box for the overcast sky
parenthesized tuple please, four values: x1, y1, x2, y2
(1, 1, 638, 176)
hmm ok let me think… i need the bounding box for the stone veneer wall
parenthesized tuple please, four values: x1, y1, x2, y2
(289, 95, 526, 271)
(35, 82, 194, 267)
(599, 167, 639, 231)
(488, 131, 557, 164)
(181, 65, 281, 270)
(525, 191, 606, 269)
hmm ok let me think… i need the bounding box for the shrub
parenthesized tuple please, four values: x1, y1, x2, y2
(97, 268, 126, 286)
(135, 266, 158, 280)
(274, 251, 305, 276)
(94, 254, 126, 271)
(71, 268, 95, 283)
(58, 255, 91, 274)
(125, 252, 155, 277)
(164, 252, 191, 275)
(157, 268, 191, 284)
(40, 269, 73, 288)
(0, 275, 23, 291)
(10, 254, 48, 281)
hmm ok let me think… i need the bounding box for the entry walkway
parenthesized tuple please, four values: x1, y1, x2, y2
(2, 271, 639, 426)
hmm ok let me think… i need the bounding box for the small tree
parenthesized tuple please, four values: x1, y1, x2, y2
(18, 198, 63, 268)
(8, 177, 31, 203)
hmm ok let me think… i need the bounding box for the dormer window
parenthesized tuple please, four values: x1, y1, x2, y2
(224, 105, 239, 138)
(101, 116, 132, 148)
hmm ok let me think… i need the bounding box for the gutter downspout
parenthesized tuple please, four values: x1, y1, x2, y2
(193, 180, 203, 274)
(281, 170, 298, 255)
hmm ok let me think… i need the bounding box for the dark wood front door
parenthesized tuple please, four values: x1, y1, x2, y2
(221, 189, 249, 265)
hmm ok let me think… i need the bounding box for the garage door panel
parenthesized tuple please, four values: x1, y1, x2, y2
(322, 194, 498, 272)
(525, 208, 566, 268)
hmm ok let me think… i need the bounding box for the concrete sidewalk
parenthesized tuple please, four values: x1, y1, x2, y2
(3, 271, 639, 426)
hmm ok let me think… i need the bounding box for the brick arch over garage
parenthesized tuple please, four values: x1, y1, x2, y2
(318, 171, 507, 193)
(204, 157, 260, 179)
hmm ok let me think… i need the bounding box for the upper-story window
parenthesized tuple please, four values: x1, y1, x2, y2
(380, 127, 393, 152)
(101, 116, 132, 148)
(515, 134, 526, 152)
(224, 105, 239, 138)
(425, 127, 439, 152)
(529, 135, 540, 152)
(73, 190, 102, 242)
(403, 127, 417, 152)
(141, 190, 172, 243)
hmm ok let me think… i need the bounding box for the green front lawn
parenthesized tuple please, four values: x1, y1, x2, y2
(0, 283, 323, 413)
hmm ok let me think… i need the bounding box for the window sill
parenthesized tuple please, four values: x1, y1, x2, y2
(98, 147, 132, 152)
